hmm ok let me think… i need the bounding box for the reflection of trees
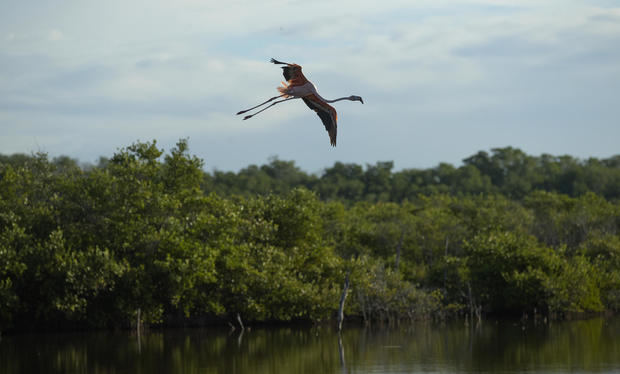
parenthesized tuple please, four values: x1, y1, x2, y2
(3, 318, 619, 373)
(339, 318, 620, 373)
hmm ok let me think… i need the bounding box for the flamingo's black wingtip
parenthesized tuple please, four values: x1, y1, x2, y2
(271, 58, 286, 65)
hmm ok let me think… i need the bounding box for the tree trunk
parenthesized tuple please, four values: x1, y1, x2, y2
(467, 283, 474, 318)
(337, 271, 351, 332)
(395, 229, 405, 271)
(136, 308, 141, 334)
(443, 236, 450, 289)
(136, 308, 142, 353)
(236, 313, 244, 330)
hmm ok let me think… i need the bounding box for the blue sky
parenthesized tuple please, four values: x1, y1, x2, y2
(1, 0, 619, 173)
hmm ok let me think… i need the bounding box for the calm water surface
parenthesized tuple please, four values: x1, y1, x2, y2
(2, 317, 619, 373)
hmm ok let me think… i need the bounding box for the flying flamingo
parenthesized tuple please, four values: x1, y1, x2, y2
(237, 58, 364, 147)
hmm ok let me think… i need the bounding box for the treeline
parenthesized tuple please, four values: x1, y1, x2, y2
(205, 147, 620, 202)
(0, 140, 619, 331)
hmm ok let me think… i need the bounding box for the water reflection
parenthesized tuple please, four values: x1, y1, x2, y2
(1, 317, 619, 374)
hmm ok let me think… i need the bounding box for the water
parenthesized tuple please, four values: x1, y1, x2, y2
(2, 317, 619, 373)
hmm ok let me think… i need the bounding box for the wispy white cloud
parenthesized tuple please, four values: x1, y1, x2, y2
(47, 29, 64, 41)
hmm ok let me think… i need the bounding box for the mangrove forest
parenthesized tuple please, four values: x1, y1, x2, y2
(1, 140, 619, 331)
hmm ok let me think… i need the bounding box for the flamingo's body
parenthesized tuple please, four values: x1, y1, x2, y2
(237, 58, 363, 147)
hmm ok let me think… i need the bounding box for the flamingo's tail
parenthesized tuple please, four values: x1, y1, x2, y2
(277, 81, 291, 97)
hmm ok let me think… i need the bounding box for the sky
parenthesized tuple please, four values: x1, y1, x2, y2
(1, 0, 620, 173)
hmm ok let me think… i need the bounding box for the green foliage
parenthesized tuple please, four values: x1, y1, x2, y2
(465, 231, 552, 312)
(581, 235, 620, 311)
(203, 147, 620, 203)
(465, 231, 605, 314)
(213, 190, 341, 322)
(0, 215, 27, 328)
(350, 256, 443, 322)
(0, 143, 618, 330)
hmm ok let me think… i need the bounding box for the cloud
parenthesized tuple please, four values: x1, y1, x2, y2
(47, 29, 63, 41)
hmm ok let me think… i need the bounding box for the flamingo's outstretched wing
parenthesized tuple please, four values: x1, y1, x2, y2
(271, 59, 309, 86)
(303, 95, 338, 147)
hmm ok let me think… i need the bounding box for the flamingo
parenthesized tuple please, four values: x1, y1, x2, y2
(237, 58, 364, 147)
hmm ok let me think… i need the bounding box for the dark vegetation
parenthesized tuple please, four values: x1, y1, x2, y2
(1, 140, 619, 331)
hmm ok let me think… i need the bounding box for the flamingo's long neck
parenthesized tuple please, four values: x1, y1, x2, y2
(325, 97, 353, 103)
(308, 83, 353, 104)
